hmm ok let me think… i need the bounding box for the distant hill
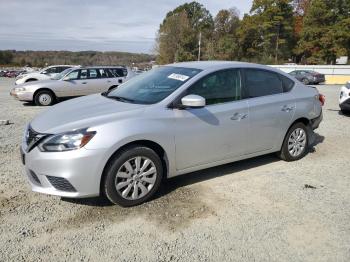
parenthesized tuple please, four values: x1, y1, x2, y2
(0, 50, 155, 68)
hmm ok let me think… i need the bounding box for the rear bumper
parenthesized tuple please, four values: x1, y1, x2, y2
(311, 110, 323, 130)
(340, 98, 350, 110)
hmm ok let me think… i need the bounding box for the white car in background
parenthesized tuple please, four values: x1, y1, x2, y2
(15, 65, 77, 85)
(339, 82, 350, 113)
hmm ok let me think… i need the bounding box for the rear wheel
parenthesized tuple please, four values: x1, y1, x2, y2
(278, 122, 309, 161)
(103, 145, 163, 207)
(34, 90, 55, 106)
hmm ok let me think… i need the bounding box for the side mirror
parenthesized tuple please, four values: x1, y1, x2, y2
(181, 94, 205, 108)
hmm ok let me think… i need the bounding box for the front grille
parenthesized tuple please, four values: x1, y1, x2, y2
(29, 170, 41, 185)
(46, 176, 77, 192)
(25, 126, 48, 152)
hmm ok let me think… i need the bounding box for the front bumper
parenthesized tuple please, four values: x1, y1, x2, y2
(10, 89, 33, 101)
(21, 142, 107, 198)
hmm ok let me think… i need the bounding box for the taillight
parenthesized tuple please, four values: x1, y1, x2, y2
(318, 94, 325, 106)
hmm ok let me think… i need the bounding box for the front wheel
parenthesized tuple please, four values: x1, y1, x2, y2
(103, 145, 163, 207)
(34, 90, 55, 106)
(278, 122, 309, 162)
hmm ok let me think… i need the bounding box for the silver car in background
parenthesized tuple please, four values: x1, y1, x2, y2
(21, 61, 324, 206)
(15, 65, 77, 85)
(11, 66, 134, 106)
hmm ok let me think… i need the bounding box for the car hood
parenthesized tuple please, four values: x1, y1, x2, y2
(30, 94, 148, 134)
(22, 79, 54, 87)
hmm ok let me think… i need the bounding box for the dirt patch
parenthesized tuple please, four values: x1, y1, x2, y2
(47, 185, 216, 233)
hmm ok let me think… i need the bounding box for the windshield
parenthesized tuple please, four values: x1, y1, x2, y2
(106, 66, 202, 104)
(51, 68, 73, 80)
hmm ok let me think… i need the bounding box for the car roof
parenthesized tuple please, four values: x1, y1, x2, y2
(75, 66, 126, 70)
(167, 61, 278, 72)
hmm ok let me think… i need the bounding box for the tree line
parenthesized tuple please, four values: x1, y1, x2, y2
(0, 50, 155, 68)
(156, 0, 350, 65)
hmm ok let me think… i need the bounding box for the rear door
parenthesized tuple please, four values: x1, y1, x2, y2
(110, 68, 126, 85)
(243, 68, 295, 153)
(174, 69, 249, 170)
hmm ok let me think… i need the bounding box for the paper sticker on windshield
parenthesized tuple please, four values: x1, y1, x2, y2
(168, 73, 189, 82)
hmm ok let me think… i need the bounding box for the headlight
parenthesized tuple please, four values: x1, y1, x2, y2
(14, 87, 26, 92)
(346, 82, 350, 89)
(38, 129, 96, 152)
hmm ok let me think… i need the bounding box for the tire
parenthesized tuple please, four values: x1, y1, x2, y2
(278, 122, 309, 162)
(34, 90, 55, 106)
(302, 78, 309, 85)
(341, 109, 350, 115)
(102, 145, 163, 207)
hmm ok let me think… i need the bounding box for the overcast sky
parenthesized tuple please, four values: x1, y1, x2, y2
(0, 0, 253, 54)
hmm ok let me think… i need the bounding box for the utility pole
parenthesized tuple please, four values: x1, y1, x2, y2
(198, 31, 202, 61)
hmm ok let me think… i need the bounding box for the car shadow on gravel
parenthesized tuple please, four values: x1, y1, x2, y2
(63, 153, 281, 207)
(308, 132, 325, 153)
(57, 154, 281, 231)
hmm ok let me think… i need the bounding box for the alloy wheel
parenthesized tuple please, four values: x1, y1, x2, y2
(288, 128, 307, 157)
(115, 156, 157, 200)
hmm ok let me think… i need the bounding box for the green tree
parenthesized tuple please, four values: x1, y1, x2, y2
(0, 50, 14, 65)
(209, 8, 240, 60)
(296, 0, 350, 64)
(238, 0, 295, 64)
(156, 1, 214, 64)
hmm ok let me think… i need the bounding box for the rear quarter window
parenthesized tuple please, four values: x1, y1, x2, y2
(279, 74, 295, 92)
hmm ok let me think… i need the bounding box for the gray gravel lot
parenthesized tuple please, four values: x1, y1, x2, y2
(0, 77, 349, 261)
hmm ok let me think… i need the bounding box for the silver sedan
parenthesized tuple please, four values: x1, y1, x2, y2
(21, 61, 324, 206)
(10, 66, 133, 106)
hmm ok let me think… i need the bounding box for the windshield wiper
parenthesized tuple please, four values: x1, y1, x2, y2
(106, 95, 136, 103)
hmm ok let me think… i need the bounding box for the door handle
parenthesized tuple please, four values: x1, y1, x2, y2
(82, 82, 87, 84)
(281, 105, 294, 112)
(230, 113, 248, 121)
(107, 80, 111, 83)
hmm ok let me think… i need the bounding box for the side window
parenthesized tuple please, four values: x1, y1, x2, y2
(279, 74, 295, 92)
(80, 69, 88, 79)
(88, 69, 99, 79)
(244, 69, 283, 98)
(105, 69, 115, 78)
(43, 67, 56, 74)
(186, 69, 242, 105)
(110, 68, 125, 77)
(57, 67, 69, 73)
(99, 69, 110, 78)
(65, 70, 79, 80)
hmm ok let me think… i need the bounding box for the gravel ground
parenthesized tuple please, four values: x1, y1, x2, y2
(0, 77, 349, 262)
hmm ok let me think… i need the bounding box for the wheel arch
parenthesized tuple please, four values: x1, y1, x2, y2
(280, 117, 312, 151)
(99, 139, 169, 195)
(33, 88, 57, 100)
(25, 78, 38, 82)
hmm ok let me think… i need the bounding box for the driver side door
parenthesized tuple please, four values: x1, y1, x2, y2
(58, 69, 90, 97)
(173, 69, 249, 171)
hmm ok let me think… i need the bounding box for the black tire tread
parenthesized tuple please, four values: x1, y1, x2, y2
(102, 145, 163, 207)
